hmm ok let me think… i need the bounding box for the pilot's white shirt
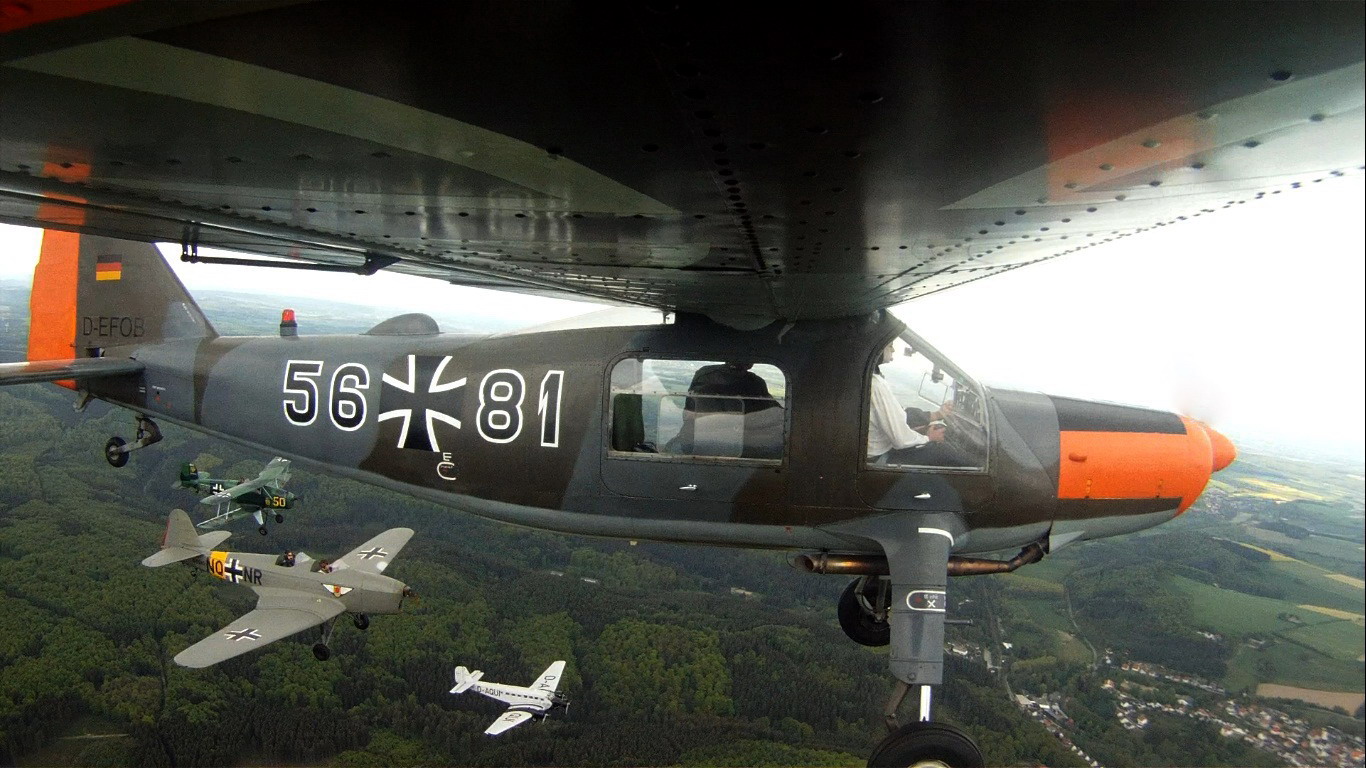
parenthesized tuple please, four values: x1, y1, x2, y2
(867, 373, 928, 458)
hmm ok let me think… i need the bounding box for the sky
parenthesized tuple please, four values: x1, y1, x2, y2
(2, 178, 1363, 462)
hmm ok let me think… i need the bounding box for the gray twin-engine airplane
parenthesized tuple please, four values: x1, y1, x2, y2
(1, 3, 1362, 765)
(450, 661, 570, 736)
(143, 509, 414, 667)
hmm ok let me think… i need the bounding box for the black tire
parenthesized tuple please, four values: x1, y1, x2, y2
(274, 513, 284, 524)
(312, 643, 330, 662)
(353, 614, 370, 631)
(258, 526, 269, 536)
(104, 437, 129, 468)
(868, 721, 984, 768)
(838, 578, 890, 647)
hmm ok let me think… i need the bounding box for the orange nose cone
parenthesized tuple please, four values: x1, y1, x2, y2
(1207, 426, 1236, 472)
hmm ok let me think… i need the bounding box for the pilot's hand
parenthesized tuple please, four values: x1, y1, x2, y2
(935, 401, 955, 420)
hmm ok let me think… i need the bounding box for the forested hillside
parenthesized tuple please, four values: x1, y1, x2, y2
(0, 383, 1082, 767)
(3, 286, 1360, 767)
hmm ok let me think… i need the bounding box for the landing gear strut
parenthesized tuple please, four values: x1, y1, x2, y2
(828, 512, 985, 768)
(252, 510, 285, 536)
(313, 617, 337, 662)
(104, 415, 162, 467)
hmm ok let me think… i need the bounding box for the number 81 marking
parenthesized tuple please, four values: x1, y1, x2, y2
(475, 369, 564, 446)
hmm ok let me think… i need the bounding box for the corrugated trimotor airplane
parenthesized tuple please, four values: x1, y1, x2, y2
(1, 3, 1361, 766)
(450, 661, 570, 735)
(143, 509, 414, 667)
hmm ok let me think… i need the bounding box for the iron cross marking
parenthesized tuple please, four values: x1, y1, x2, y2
(224, 628, 262, 642)
(378, 355, 467, 452)
(224, 558, 247, 584)
(357, 547, 388, 560)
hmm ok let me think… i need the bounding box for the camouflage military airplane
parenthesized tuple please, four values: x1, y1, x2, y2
(450, 661, 570, 736)
(178, 456, 297, 535)
(143, 509, 414, 667)
(0, 3, 1361, 766)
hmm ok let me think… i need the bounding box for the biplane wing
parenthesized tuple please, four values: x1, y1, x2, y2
(198, 458, 290, 504)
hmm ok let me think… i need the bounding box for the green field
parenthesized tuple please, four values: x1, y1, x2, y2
(1171, 575, 1309, 636)
(1269, 560, 1365, 614)
(1278, 617, 1365, 659)
(1171, 575, 1364, 692)
(1225, 641, 1365, 695)
(1055, 631, 1094, 666)
(1012, 596, 1074, 634)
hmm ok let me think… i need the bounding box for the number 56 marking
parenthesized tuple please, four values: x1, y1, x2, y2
(283, 360, 370, 429)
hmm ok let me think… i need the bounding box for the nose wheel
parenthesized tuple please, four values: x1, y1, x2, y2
(868, 721, 983, 768)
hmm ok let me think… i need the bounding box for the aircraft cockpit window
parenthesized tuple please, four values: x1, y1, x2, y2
(609, 358, 786, 461)
(867, 337, 987, 470)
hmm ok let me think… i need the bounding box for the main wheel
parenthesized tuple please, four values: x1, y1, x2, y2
(274, 513, 284, 524)
(838, 578, 890, 647)
(104, 437, 129, 468)
(353, 614, 370, 631)
(258, 525, 269, 536)
(312, 643, 331, 662)
(868, 722, 984, 768)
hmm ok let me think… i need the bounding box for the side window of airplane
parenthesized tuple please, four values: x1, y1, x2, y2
(867, 337, 988, 471)
(609, 358, 787, 462)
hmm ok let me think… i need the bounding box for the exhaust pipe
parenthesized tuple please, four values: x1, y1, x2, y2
(790, 542, 1046, 576)
(789, 552, 889, 575)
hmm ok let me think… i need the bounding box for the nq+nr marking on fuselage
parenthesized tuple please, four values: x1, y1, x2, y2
(208, 551, 263, 585)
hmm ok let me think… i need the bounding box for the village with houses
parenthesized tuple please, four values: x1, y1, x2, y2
(945, 638, 1364, 767)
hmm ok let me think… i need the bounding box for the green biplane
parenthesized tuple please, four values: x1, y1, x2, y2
(179, 457, 296, 536)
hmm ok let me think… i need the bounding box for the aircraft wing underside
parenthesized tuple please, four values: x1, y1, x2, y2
(0, 357, 144, 386)
(484, 709, 537, 736)
(335, 528, 414, 575)
(173, 588, 345, 668)
(1, 2, 1362, 319)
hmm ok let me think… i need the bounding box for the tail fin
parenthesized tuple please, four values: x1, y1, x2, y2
(29, 233, 215, 385)
(142, 509, 229, 567)
(450, 666, 484, 694)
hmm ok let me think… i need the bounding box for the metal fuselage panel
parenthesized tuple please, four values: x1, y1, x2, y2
(203, 551, 405, 615)
(96, 313, 1204, 554)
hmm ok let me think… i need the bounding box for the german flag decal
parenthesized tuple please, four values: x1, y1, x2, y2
(94, 253, 122, 281)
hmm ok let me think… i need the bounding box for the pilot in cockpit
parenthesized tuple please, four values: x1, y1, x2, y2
(868, 344, 965, 467)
